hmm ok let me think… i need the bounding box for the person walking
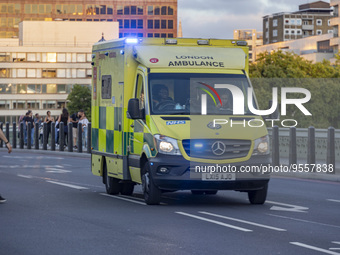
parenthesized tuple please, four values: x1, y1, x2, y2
(0, 128, 12, 203)
(23, 111, 34, 146)
(44, 111, 54, 145)
(57, 108, 71, 146)
(78, 110, 89, 148)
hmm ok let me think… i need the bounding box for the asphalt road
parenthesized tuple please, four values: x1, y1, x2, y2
(0, 151, 340, 255)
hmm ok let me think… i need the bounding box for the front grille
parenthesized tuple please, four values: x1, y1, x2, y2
(182, 139, 251, 160)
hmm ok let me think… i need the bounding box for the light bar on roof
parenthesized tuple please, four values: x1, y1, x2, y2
(125, 38, 139, 44)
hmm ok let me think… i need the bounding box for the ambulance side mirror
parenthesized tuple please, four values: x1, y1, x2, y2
(127, 99, 144, 119)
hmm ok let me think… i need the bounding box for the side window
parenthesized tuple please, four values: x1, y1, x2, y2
(135, 74, 145, 109)
(102, 75, 111, 99)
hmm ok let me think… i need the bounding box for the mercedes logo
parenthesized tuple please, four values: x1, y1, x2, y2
(211, 141, 226, 156)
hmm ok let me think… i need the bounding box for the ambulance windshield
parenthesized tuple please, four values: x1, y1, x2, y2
(148, 73, 257, 115)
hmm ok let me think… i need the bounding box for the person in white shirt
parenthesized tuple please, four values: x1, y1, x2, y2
(78, 109, 89, 148)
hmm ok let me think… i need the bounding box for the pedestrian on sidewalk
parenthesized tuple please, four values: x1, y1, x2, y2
(70, 112, 79, 149)
(78, 110, 89, 148)
(24, 111, 34, 146)
(57, 108, 71, 147)
(0, 128, 12, 203)
(44, 111, 54, 144)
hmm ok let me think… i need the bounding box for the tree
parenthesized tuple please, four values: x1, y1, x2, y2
(67, 85, 91, 121)
(249, 50, 340, 128)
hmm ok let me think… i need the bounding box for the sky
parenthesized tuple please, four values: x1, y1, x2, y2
(178, 0, 331, 38)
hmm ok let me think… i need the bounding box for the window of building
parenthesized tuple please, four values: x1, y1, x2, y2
(124, 20, 130, 29)
(165, 20, 172, 30)
(273, 30, 278, 37)
(118, 19, 123, 28)
(17, 85, 26, 94)
(57, 53, 66, 62)
(154, 33, 160, 38)
(0, 68, 9, 78)
(119, 33, 123, 38)
(137, 33, 143, 37)
(328, 29, 334, 34)
(154, 6, 160, 15)
(316, 19, 322, 26)
(296, 29, 302, 35)
(46, 84, 57, 93)
(161, 33, 166, 38)
(42, 100, 56, 109)
(17, 69, 26, 78)
(107, 5, 113, 15)
(87, 54, 92, 62)
(124, 33, 130, 37)
(86, 69, 92, 78)
(284, 19, 289, 25)
(291, 30, 295, 34)
(117, 6, 123, 15)
(317, 40, 332, 53)
(273, 19, 278, 27)
(168, 6, 174, 15)
(27, 69, 36, 78)
(72, 69, 77, 78)
(14, 100, 26, 108)
(290, 19, 295, 25)
(0, 100, 9, 109)
(303, 21, 308, 25)
(77, 69, 86, 78)
(148, 33, 153, 38)
(154, 20, 160, 29)
(137, 19, 143, 29)
(47, 53, 56, 63)
(77, 54, 85, 62)
(161, 20, 167, 29)
(131, 6, 136, 15)
(328, 20, 331, 26)
(147, 20, 153, 29)
(124, 6, 130, 15)
(316, 29, 322, 35)
(57, 69, 66, 78)
(57, 85, 66, 93)
(42, 69, 56, 78)
(0, 52, 10, 62)
(100, 5, 106, 14)
(138, 6, 143, 15)
(168, 33, 174, 38)
(161, 6, 167, 15)
(147, 6, 153, 15)
(296, 19, 302, 25)
(131, 19, 137, 29)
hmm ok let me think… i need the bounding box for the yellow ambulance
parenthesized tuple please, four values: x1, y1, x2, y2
(91, 38, 271, 205)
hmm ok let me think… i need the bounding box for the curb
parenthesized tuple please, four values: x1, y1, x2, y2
(272, 172, 340, 182)
(0, 148, 91, 158)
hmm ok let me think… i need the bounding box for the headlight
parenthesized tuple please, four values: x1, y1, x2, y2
(154, 135, 181, 155)
(252, 135, 270, 155)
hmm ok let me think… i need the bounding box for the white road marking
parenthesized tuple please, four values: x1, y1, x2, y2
(267, 200, 308, 213)
(47, 181, 88, 190)
(45, 167, 71, 173)
(327, 199, 340, 203)
(199, 211, 286, 231)
(268, 214, 340, 229)
(17, 174, 33, 179)
(332, 242, 340, 245)
(290, 242, 340, 255)
(100, 193, 146, 205)
(175, 212, 252, 232)
(2, 156, 64, 159)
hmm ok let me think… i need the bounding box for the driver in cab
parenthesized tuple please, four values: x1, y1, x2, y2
(153, 84, 174, 109)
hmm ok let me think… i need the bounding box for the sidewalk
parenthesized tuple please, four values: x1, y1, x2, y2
(0, 147, 90, 158)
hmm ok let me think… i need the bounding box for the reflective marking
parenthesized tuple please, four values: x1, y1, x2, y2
(267, 200, 308, 213)
(327, 199, 340, 203)
(290, 242, 340, 255)
(175, 212, 252, 232)
(17, 174, 33, 179)
(268, 214, 340, 229)
(100, 193, 146, 205)
(199, 211, 286, 231)
(47, 181, 88, 190)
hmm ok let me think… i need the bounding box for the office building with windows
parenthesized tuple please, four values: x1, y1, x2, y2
(0, 0, 177, 39)
(233, 29, 263, 62)
(0, 21, 118, 123)
(263, 1, 333, 45)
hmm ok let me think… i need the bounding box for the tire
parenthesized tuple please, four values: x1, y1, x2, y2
(142, 162, 161, 205)
(248, 183, 268, 205)
(120, 183, 135, 196)
(104, 162, 121, 195)
(204, 190, 218, 195)
(191, 190, 204, 195)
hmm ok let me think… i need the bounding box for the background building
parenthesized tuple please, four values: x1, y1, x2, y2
(0, 0, 177, 39)
(256, 33, 334, 63)
(0, 21, 118, 124)
(263, 1, 333, 45)
(233, 29, 263, 62)
(330, 0, 340, 54)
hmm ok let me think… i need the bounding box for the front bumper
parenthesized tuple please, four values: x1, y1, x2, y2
(148, 154, 271, 191)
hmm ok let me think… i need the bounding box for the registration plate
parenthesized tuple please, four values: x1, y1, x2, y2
(201, 173, 236, 181)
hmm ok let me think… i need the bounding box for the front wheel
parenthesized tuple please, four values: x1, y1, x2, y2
(142, 163, 161, 205)
(248, 184, 268, 204)
(104, 162, 121, 195)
